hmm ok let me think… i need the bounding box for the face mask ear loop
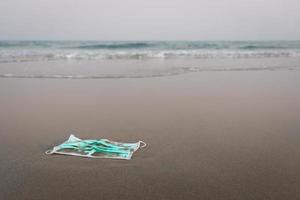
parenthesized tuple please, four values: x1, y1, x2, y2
(139, 141, 147, 148)
(45, 145, 62, 154)
(45, 148, 56, 155)
(45, 149, 55, 154)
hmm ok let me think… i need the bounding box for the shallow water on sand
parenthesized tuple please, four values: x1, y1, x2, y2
(0, 57, 300, 79)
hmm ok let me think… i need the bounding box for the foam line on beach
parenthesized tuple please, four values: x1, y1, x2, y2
(0, 66, 299, 79)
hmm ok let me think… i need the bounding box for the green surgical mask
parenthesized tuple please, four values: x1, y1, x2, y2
(45, 134, 146, 160)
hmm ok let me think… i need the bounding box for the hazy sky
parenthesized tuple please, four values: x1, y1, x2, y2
(1, 0, 300, 40)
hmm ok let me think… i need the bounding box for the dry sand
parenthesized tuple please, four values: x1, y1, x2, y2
(0, 71, 300, 200)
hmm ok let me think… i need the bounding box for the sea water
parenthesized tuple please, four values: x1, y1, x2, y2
(0, 41, 300, 78)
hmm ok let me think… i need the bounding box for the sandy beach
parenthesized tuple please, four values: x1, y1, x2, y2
(0, 69, 300, 200)
(0, 0, 300, 197)
(1, 0, 300, 197)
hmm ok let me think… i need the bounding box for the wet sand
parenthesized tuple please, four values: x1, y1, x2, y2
(0, 70, 300, 200)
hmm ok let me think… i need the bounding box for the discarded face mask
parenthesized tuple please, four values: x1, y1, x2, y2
(45, 134, 146, 160)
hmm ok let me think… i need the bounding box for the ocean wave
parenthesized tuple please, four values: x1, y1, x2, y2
(75, 42, 152, 49)
(240, 45, 287, 50)
(1, 41, 300, 63)
(1, 41, 300, 50)
(0, 41, 56, 48)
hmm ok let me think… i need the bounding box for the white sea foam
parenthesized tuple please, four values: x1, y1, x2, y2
(1, 49, 300, 63)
